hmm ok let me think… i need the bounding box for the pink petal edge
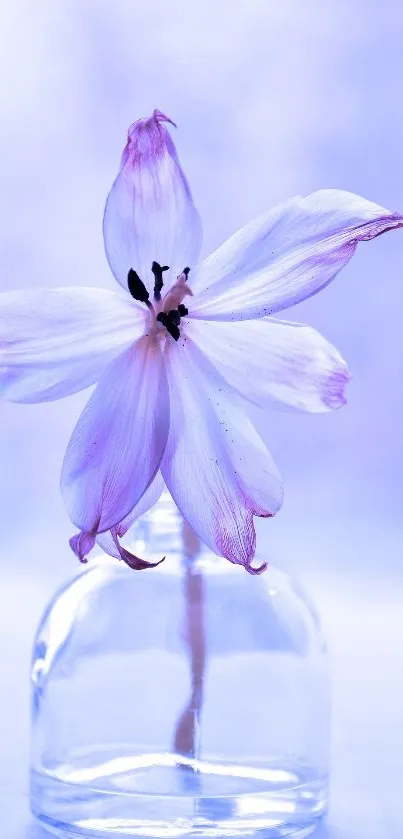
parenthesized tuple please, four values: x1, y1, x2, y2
(185, 316, 351, 414)
(69, 525, 165, 570)
(190, 191, 403, 321)
(103, 109, 202, 293)
(161, 335, 283, 573)
(61, 336, 169, 538)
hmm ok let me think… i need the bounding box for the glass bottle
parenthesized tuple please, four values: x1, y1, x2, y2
(30, 494, 330, 838)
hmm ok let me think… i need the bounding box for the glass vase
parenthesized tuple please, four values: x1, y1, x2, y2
(30, 495, 330, 838)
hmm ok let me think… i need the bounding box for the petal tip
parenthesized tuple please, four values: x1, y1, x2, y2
(321, 366, 351, 410)
(111, 526, 166, 571)
(153, 109, 177, 128)
(123, 111, 175, 169)
(69, 531, 95, 563)
(125, 109, 176, 151)
(119, 547, 166, 571)
(246, 559, 268, 575)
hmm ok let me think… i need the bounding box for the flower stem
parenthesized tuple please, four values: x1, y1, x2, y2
(173, 520, 206, 763)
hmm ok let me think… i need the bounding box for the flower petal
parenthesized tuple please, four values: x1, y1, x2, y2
(190, 190, 403, 320)
(96, 471, 165, 556)
(103, 110, 202, 294)
(186, 316, 350, 413)
(61, 336, 169, 538)
(161, 337, 283, 572)
(72, 525, 164, 570)
(0, 287, 144, 402)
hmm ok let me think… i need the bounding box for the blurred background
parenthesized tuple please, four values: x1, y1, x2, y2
(0, 1, 402, 836)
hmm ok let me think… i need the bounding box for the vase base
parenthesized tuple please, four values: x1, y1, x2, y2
(30, 752, 327, 838)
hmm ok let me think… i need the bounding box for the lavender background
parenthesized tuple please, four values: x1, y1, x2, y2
(0, 1, 402, 837)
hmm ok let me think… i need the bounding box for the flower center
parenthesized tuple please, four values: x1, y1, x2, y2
(127, 262, 191, 341)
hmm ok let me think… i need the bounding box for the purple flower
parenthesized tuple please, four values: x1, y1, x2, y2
(1, 109, 402, 573)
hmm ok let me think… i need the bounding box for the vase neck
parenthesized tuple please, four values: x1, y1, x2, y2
(132, 490, 201, 564)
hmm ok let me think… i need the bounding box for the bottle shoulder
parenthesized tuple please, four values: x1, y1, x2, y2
(32, 552, 327, 693)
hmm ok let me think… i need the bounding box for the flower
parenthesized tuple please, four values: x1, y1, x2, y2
(1, 109, 402, 574)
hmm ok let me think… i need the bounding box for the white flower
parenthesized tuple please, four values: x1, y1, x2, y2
(1, 110, 402, 573)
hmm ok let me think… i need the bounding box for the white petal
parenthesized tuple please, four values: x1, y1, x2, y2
(190, 190, 403, 320)
(103, 110, 202, 293)
(61, 336, 169, 535)
(0, 287, 144, 402)
(161, 336, 283, 571)
(186, 317, 350, 413)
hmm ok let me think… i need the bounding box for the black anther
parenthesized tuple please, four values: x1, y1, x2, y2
(156, 311, 180, 341)
(127, 269, 150, 306)
(167, 309, 181, 326)
(152, 261, 170, 301)
(165, 321, 180, 341)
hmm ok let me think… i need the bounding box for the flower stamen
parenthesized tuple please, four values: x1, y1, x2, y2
(127, 268, 152, 309)
(161, 269, 193, 314)
(127, 264, 191, 340)
(156, 301, 190, 341)
(156, 310, 180, 341)
(152, 261, 169, 302)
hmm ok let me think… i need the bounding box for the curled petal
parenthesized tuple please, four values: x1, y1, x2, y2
(190, 190, 403, 320)
(96, 471, 165, 556)
(69, 530, 95, 563)
(111, 471, 164, 539)
(186, 317, 350, 413)
(0, 288, 144, 402)
(161, 337, 283, 572)
(61, 336, 169, 538)
(101, 528, 165, 570)
(103, 109, 202, 293)
(71, 524, 164, 570)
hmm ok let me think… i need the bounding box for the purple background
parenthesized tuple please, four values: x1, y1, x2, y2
(0, 2, 402, 836)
